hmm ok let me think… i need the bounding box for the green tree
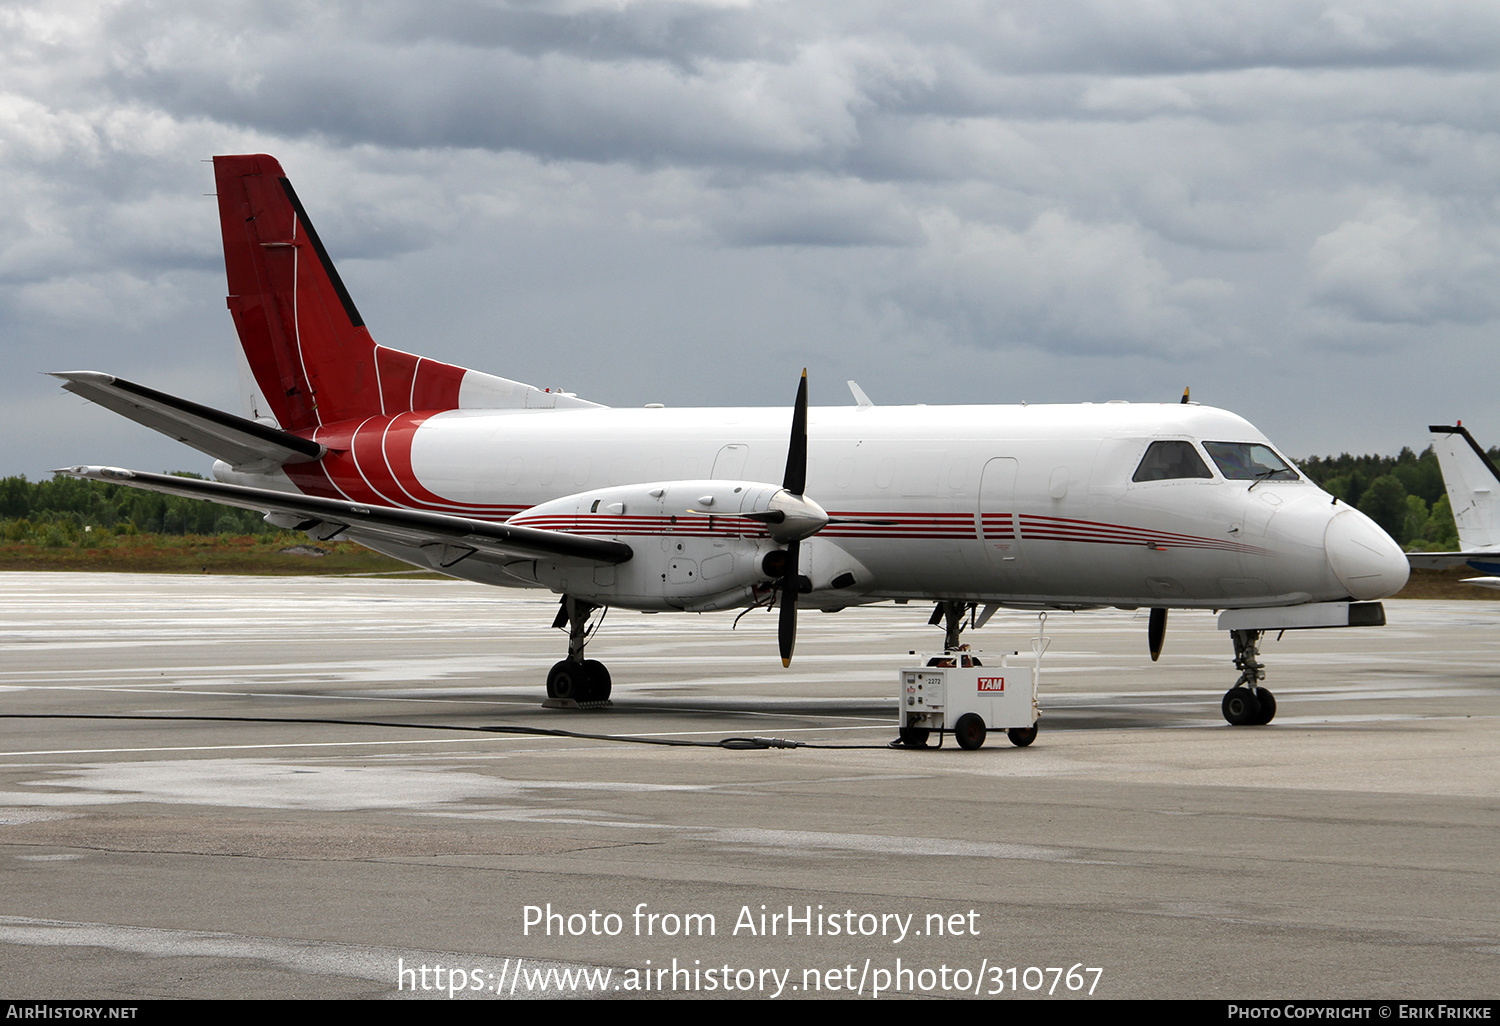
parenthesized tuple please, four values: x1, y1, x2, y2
(1402, 494, 1431, 546)
(1428, 494, 1459, 549)
(1357, 475, 1410, 543)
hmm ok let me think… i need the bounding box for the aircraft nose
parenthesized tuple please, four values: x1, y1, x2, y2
(1324, 507, 1409, 600)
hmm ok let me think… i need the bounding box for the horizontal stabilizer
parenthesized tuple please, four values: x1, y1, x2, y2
(57, 466, 633, 567)
(52, 371, 324, 473)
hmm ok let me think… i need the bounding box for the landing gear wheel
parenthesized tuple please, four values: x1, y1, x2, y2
(899, 727, 930, 748)
(548, 660, 584, 702)
(1251, 687, 1275, 725)
(1222, 687, 1263, 726)
(582, 659, 612, 702)
(954, 713, 987, 751)
(1007, 725, 1038, 747)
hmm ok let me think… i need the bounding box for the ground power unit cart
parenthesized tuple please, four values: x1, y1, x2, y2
(897, 633, 1046, 750)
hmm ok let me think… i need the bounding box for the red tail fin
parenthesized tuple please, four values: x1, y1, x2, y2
(214, 154, 465, 431)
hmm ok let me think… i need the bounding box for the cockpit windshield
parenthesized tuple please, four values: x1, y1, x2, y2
(1132, 440, 1214, 482)
(1202, 442, 1299, 482)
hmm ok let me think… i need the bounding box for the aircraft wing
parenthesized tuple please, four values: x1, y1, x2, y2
(1406, 551, 1500, 571)
(52, 372, 325, 474)
(58, 466, 633, 568)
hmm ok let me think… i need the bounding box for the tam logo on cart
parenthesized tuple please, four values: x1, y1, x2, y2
(977, 676, 1006, 692)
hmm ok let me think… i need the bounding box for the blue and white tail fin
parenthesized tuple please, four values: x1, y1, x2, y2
(1430, 424, 1500, 552)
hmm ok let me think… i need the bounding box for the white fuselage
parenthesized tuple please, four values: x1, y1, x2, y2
(222, 400, 1409, 611)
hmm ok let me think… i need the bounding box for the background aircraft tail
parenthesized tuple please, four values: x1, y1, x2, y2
(1429, 424, 1500, 551)
(213, 155, 599, 433)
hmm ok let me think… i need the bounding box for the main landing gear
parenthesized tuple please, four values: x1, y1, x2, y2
(545, 596, 612, 705)
(930, 600, 977, 654)
(1222, 628, 1276, 726)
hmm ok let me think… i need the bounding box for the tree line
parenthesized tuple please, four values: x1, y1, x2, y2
(1295, 444, 1489, 551)
(0, 473, 281, 548)
(3, 440, 1492, 552)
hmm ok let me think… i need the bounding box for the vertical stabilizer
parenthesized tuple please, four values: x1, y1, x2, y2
(214, 154, 471, 432)
(213, 155, 601, 429)
(1430, 424, 1500, 551)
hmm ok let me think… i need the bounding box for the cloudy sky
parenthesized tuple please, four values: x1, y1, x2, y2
(5, 0, 1499, 479)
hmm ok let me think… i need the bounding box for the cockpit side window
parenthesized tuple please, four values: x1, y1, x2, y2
(1132, 440, 1214, 482)
(1202, 442, 1299, 482)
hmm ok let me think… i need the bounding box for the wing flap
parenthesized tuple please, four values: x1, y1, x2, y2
(58, 466, 633, 567)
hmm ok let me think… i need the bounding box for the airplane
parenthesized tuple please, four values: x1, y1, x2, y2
(53, 153, 1411, 733)
(1407, 423, 1500, 588)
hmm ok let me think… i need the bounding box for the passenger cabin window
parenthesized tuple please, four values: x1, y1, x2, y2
(1202, 442, 1299, 482)
(1132, 440, 1213, 482)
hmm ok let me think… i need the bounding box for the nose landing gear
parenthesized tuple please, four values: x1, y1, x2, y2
(1222, 628, 1275, 725)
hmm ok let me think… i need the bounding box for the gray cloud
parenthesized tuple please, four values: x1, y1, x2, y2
(5, 0, 1500, 477)
(1308, 193, 1500, 325)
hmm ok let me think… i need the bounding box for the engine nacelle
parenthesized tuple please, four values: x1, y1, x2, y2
(510, 479, 810, 611)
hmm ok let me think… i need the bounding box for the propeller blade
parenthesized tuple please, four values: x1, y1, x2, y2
(779, 539, 800, 666)
(1148, 606, 1167, 661)
(776, 369, 812, 667)
(783, 369, 808, 496)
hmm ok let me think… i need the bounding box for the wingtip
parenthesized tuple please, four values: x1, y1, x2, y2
(47, 370, 114, 382)
(55, 466, 133, 481)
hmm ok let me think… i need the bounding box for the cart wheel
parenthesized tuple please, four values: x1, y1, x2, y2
(898, 727, 930, 748)
(954, 713, 987, 751)
(1007, 725, 1038, 747)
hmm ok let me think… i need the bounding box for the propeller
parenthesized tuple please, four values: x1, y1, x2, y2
(779, 370, 810, 667)
(684, 369, 825, 666)
(1148, 606, 1167, 661)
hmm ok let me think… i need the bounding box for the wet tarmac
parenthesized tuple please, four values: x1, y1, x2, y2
(0, 573, 1495, 999)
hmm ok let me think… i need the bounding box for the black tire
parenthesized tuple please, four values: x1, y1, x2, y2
(583, 659, 612, 702)
(548, 660, 583, 702)
(899, 727, 930, 748)
(954, 713, 987, 751)
(1222, 687, 1262, 726)
(1252, 687, 1276, 725)
(1007, 725, 1038, 747)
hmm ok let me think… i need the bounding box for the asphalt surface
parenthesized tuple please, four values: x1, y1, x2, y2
(0, 573, 1495, 1000)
